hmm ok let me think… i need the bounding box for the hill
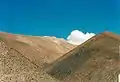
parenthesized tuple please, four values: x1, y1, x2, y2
(0, 40, 61, 82)
(47, 32, 120, 82)
(0, 31, 120, 82)
(0, 32, 74, 82)
(0, 32, 75, 68)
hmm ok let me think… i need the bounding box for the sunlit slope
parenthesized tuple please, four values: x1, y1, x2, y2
(0, 41, 60, 82)
(0, 32, 74, 82)
(0, 32, 75, 69)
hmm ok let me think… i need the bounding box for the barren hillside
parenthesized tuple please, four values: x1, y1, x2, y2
(0, 40, 62, 82)
(0, 32, 75, 82)
(0, 32, 75, 68)
(0, 31, 120, 82)
(48, 32, 120, 82)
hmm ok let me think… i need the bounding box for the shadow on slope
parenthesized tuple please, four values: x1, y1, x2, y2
(47, 32, 120, 82)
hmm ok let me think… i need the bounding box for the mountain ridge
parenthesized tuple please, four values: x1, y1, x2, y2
(47, 31, 120, 82)
(0, 31, 120, 82)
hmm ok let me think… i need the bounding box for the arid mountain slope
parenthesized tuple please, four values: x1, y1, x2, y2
(0, 32, 75, 69)
(0, 40, 61, 82)
(48, 32, 120, 82)
(1, 31, 120, 82)
(0, 32, 75, 82)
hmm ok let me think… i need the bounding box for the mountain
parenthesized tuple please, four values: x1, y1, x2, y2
(1, 31, 120, 82)
(0, 32, 75, 82)
(0, 40, 61, 82)
(0, 32, 75, 67)
(47, 32, 120, 82)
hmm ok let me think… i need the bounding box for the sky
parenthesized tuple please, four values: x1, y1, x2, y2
(0, 0, 120, 39)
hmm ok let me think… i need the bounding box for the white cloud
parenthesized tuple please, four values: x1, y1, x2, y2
(67, 30, 95, 45)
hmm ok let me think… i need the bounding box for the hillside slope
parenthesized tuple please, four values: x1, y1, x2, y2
(0, 32, 75, 82)
(48, 32, 120, 82)
(0, 32, 75, 69)
(0, 40, 61, 82)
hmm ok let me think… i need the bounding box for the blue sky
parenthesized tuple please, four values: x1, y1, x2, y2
(0, 0, 119, 38)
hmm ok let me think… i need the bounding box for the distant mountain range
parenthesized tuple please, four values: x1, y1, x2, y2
(0, 32, 119, 82)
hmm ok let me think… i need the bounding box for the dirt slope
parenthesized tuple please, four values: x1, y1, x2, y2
(0, 32, 74, 82)
(0, 32, 75, 68)
(1, 31, 120, 82)
(48, 32, 120, 82)
(0, 41, 61, 82)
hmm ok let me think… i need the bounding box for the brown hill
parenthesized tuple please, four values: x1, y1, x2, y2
(0, 40, 61, 82)
(47, 32, 120, 82)
(0, 32, 75, 82)
(0, 32, 75, 68)
(1, 31, 120, 82)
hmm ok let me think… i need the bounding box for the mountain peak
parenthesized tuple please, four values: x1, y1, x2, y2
(102, 31, 120, 41)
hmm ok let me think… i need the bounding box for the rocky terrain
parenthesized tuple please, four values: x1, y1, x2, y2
(0, 32, 75, 82)
(48, 32, 120, 82)
(0, 31, 120, 82)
